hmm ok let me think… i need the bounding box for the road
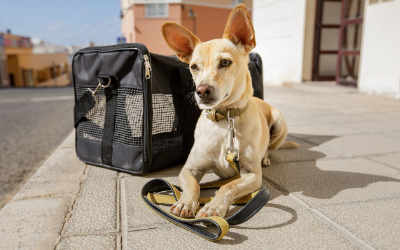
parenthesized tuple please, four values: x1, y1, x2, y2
(0, 87, 75, 208)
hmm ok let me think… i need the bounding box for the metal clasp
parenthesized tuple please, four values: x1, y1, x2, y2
(226, 109, 239, 161)
(87, 77, 111, 96)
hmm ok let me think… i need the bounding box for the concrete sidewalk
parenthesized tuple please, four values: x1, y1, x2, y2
(1, 83, 400, 249)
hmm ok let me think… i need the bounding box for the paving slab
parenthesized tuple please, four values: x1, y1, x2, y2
(288, 123, 362, 137)
(302, 134, 400, 156)
(57, 235, 118, 250)
(127, 210, 357, 249)
(12, 147, 86, 200)
(87, 165, 118, 178)
(318, 199, 400, 249)
(0, 197, 71, 250)
(65, 178, 118, 234)
(337, 120, 400, 134)
(305, 113, 384, 125)
(269, 135, 345, 164)
(367, 152, 400, 170)
(262, 157, 400, 207)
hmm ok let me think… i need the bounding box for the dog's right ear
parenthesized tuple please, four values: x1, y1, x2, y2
(162, 22, 201, 63)
(223, 4, 256, 53)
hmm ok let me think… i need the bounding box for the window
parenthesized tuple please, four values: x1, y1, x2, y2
(145, 1, 168, 18)
(231, 0, 243, 6)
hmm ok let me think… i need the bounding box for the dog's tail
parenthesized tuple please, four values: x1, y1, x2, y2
(279, 141, 300, 149)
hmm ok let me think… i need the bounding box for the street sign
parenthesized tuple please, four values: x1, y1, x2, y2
(117, 37, 126, 44)
(0, 35, 4, 47)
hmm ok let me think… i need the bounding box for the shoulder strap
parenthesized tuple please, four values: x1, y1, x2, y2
(74, 91, 95, 127)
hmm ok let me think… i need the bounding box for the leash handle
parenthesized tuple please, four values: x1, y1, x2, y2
(141, 173, 272, 241)
(141, 179, 229, 241)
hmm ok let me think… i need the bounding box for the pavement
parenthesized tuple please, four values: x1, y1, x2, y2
(1, 83, 400, 249)
(0, 87, 74, 209)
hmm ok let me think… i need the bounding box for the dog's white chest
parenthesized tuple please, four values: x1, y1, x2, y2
(196, 119, 239, 179)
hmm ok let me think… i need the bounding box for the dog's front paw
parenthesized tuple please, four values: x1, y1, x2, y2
(196, 203, 227, 218)
(170, 199, 199, 218)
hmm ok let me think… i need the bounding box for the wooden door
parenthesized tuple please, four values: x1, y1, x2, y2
(336, 0, 365, 87)
(312, 0, 342, 81)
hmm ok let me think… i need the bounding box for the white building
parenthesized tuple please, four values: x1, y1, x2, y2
(253, 0, 400, 98)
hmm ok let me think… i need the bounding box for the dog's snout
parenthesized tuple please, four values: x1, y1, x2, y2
(196, 85, 212, 99)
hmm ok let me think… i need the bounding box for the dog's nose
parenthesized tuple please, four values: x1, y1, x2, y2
(196, 85, 212, 99)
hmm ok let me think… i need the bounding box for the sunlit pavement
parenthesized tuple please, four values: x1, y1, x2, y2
(1, 83, 400, 249)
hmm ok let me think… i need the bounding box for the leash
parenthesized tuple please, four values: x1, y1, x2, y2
(141, 105, 272, 241)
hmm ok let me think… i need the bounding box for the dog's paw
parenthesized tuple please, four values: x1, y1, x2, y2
(170, 200, 199, 218)
(262, 158, 270, 167)
(195, 203, 227, 218)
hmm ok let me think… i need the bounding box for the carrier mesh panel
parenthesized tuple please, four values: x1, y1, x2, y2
(75, 87, 183, 154)
(76, 87, 106, 141)
(151, 94, 183, 153)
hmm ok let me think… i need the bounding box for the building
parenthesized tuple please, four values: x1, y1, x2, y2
(253, 0, 400, 98)
(0, 32, 69, 87)
(120, 0, 252, 55)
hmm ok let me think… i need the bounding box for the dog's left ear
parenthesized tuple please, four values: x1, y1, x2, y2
(223, 4, 256, 52)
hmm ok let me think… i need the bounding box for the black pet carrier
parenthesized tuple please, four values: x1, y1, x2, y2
(73, 43, 263, 175)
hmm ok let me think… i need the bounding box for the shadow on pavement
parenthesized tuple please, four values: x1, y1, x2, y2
(266, 133, 400, 200)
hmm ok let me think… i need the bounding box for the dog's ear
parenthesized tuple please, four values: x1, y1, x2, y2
(162, 22, 201, 63)
(223, 4, 256, 52)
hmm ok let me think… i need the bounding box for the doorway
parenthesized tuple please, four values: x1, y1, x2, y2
(336, 0, 365, 87)
(312, 0, 365, 87)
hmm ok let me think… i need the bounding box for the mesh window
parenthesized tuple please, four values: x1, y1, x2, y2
(76, 87, 106, 141)
(76, 87, 143, 147)
(151, 94, 183, 153)
(75, 87, 183, 154)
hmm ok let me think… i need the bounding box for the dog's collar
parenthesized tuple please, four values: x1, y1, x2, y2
(205, 102, 249, 122)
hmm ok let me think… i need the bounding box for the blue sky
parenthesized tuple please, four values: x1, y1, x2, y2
(0, 0, 121, 46)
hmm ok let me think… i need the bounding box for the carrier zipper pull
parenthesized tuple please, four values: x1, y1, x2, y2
(144, 55, 151, 79)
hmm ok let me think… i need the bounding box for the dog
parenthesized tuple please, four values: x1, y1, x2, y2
(161, 4, 298, 219)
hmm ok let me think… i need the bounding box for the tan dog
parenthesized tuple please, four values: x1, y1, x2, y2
(161, 4, 298, 219)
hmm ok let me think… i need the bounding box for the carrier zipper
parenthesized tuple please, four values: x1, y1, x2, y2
(144, 54, 151, 79)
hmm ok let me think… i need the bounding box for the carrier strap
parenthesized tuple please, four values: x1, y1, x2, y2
(101, 82, 118, 166)
(141, 154, 272, 241)
(73, 91, 95, 127)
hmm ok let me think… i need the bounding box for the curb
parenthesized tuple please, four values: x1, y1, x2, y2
(0, 131, 87, 249)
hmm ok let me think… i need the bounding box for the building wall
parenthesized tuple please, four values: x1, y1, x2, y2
(182, 4, 240, 43)
(182, 0, 252, 8)
(19, 53, 67, 70)
(134, 4, 182, 55)
(253, 0, 307, 85)
(358, 0, 400, 98)
(121, 6, 136, 43)
(302, 0, 316, 81)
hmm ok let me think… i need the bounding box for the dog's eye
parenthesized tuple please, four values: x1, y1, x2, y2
(220, 59, 231, 68)
(191, 64, 199, 71)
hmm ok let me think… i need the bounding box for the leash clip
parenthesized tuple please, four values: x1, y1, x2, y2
(226, 109, 239, 161)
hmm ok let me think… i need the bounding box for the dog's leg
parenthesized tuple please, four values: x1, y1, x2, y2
(196, 168, 262, 218)
(170, 166, 206, 218)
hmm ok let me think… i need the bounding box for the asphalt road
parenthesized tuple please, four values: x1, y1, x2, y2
(0, 87, 75, 208)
